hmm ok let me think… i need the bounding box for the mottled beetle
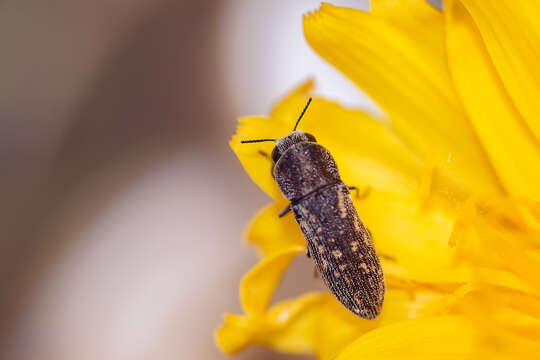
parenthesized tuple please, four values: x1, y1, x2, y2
(241, 98, 385, 319)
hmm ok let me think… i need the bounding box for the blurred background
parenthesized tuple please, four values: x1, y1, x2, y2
(0, 1, 380, 359)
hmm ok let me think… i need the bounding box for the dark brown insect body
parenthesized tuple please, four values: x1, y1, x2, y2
(273, 131, 385, 319)
(241, 98, 385, 319)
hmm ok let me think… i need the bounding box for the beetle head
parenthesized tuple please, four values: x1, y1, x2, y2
(241, 97, 314, 164)
(271, 130, 316, 163)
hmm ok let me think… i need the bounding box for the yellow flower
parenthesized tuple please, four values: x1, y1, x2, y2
(216, 1, 540, 359)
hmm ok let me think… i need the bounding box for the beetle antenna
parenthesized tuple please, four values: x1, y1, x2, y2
(241, 139, 276, 144)
(293, 97, 312, 131)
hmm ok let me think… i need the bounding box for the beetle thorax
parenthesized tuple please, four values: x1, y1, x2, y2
(275, 130, 312, 154)
(274, 141, 341, 201)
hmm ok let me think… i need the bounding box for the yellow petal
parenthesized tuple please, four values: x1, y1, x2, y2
(246, 201, 305, 257)
(298, 98, 423, 187)
(354, 186, 458, 283)
(459, 0, 540, 142)
(229, 80, 314, 199)
(371, 0, 445, 56)
(214, 313, 260, 355)
(246, 168, 532, 294)
(240, 246, 303, 316)
(242, 92, 449, 260)
(243, 91, 463, 267)
(218, 288, 467, 360)
(455, 209, 540, 292)
(263, 293, 367, 359)
(474, 286, 540, 325)
(445, 0, 540, 200)
(265, 92, 430, 195)
(270, 78, 317, 128)
(450, 286, 540, 358)
(336, 316, 477, 360)
(230, 115, 284, 200)
(232, 78, 427, 199)
(215, 293, 325, 355)
(303, 3, 502, 195)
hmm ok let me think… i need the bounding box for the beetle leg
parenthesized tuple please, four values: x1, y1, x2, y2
(278, 204, 291, 218)
(366, 227, 396, 262)
(380, 253, 397, 262)
(368, 228, 397, 263)
(347, 185, 359, 198)
(347, 185, 371, 200)
(256, 150, 276, 179)
(257, 150, 270, 158)
(305, 248, 318, 277)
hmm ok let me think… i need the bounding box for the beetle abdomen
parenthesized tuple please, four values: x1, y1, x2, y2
(292, 182, 385, 319)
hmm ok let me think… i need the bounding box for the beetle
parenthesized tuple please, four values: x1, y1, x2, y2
(241, 98, 385, 319)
